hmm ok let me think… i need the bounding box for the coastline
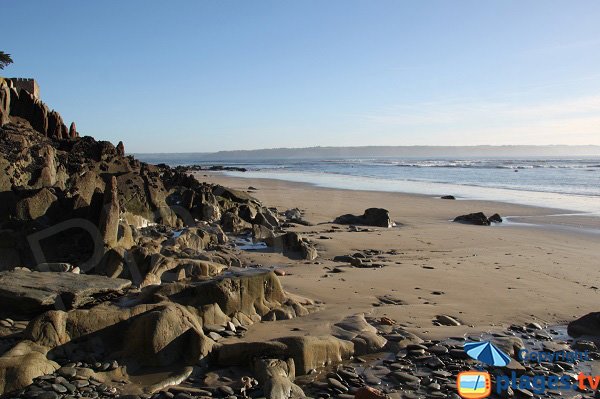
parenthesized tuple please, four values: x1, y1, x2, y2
(194, 171, 600, 342)
(208, 171, 600, 232)
(221, 168, 600, 215)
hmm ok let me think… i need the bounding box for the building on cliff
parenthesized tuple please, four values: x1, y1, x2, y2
(5, 77, 40, 99)
(0, 77, 75, 139)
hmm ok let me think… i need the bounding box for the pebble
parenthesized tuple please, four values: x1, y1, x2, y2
(392, 371, 420, 384)
(327, 377, 348, 392)
(204, 324, 226, 333)
(57, 367, 77, 378)
(208, 331, 222, 341)
(0, 319, 13, 328)
(52, 384, 68, 393)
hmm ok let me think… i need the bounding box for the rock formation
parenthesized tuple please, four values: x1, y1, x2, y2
(116, 140, 124, 156)
(0, 78, 391, 397)
(68, 122, 77, 138)
(99, 176, 120, 247)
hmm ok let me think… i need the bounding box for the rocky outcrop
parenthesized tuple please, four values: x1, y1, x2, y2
(453, 212, 503, 226)
(13, 272, 304, 375)
(0, 116, 283, 271)
(0, 77, 327, 396)
(333, 208, 395, 228)
(0, 270, 131, 316)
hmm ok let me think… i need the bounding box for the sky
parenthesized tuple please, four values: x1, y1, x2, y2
(3, 0, 600, 152)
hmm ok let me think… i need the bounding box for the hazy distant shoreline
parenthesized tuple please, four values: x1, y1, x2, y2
(136, 144, 600, 161)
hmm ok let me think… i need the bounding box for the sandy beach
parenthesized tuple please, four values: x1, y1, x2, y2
(196, 172, 600, 342)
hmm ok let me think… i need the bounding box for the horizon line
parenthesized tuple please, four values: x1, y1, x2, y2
(133, 143, 600, 155)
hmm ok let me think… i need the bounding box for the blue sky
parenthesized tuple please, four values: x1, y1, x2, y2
(3, 0, 600, 152)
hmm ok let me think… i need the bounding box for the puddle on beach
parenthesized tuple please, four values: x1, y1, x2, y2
(234, 233, 268, 251)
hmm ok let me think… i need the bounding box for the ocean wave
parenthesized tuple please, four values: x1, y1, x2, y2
(391, 160, 597, 170)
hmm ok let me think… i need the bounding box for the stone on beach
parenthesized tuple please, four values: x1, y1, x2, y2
(333, 208, 395, 228)
(453, 212, 503, 225)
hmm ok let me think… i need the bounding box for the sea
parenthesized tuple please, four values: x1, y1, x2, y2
(137, 156, 600, 215)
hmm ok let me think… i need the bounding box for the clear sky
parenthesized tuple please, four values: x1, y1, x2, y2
(3, 0, 600, 152)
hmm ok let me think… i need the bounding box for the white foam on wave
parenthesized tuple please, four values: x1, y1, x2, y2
(224, 169, 600, 215)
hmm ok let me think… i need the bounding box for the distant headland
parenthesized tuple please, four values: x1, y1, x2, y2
(138, 144, 600, 161)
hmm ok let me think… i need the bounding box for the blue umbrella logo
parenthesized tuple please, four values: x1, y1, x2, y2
(463, 341, 511, 367)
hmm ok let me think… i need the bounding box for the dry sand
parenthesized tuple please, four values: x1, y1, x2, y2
(195, 172, 600, 342)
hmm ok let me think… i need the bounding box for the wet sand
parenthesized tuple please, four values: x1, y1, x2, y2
(195, 172, 600, 341)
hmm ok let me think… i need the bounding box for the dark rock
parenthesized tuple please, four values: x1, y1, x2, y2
(488, 213, 503, 223)
(441, 195, 455, 200)
(221, 212, 252, 234)
(568, 312, 600, 337)
(453, 212, 490, 226)
(334, 208, 395, 228)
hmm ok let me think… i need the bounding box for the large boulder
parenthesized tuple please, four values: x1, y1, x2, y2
(122, 303, 211, 367)
(568, 312, 600, 337)
(265, 232, 318, 260)
(25, 302, 212, 369)
(453, 212, 491, 226)
(333, 208, 395, 228)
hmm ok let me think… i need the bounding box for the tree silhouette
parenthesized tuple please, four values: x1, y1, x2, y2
(0, 51, 13, 70)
